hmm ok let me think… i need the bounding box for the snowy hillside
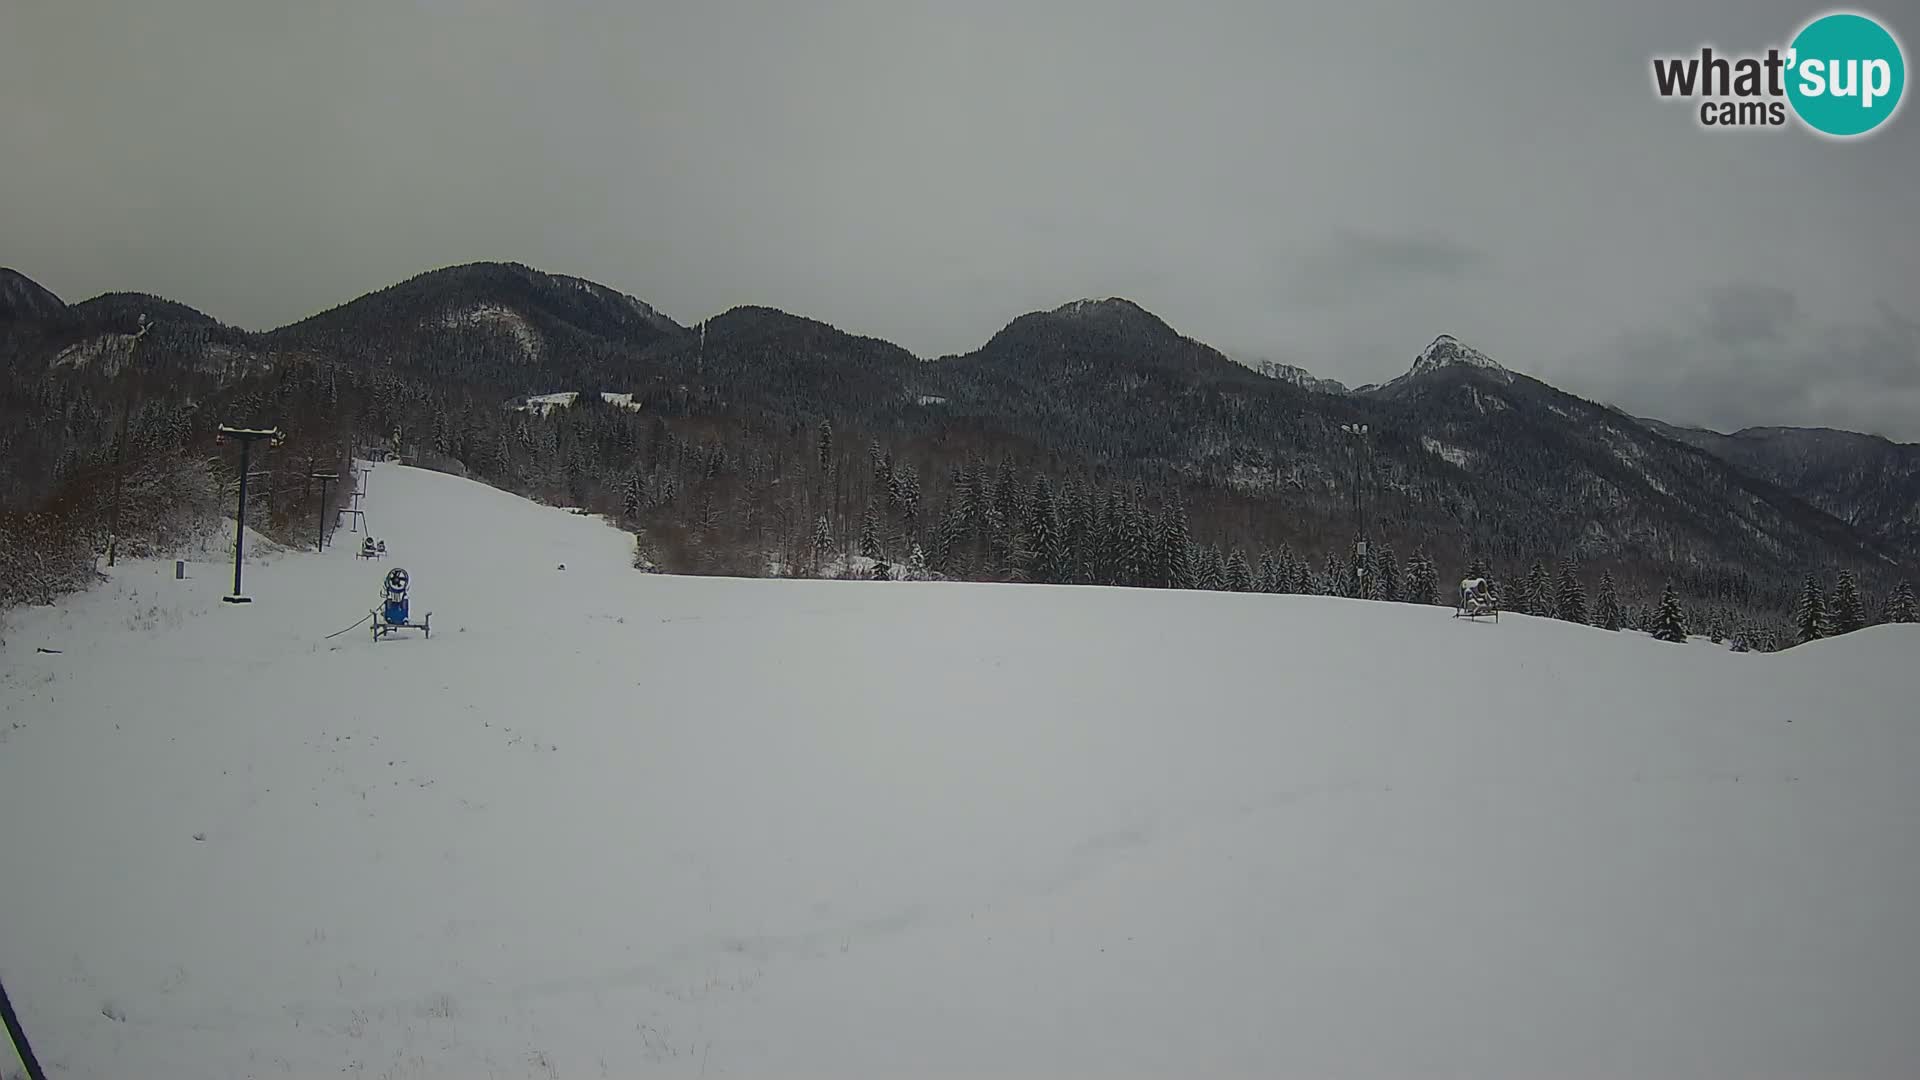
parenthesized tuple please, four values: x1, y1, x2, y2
(2, 464, 1917, 1080)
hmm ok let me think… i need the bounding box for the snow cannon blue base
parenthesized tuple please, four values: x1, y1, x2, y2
(371, 567, 432, 641)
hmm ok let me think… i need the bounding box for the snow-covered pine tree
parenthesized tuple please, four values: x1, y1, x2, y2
(1554, 557, 1588, 624)
(937, 502, 970, 579)
(1159, 502, 1193, 589)
(1256, 550, 1280, 593)
(491, 432, 512, 478)
(906, 541, 929, 581)
(622, 475, 643, 519)
(894, 462, 921, 530)
(1371, 544, 1399, 601)
(1225, 550, 1253, 592)
(1322, 551, 1343, 596)
(1060, 480, 1092, 584)
(859, 508, 882, 564)
(1197, 546, 1226, 591)
(1888, 579, 1917, 623)
(811, 513, 833, 576)
(816, 419, 833, 471)
(925, 505, 952, 575)
(1466, 554, 1490, 581)
(1406, 548, 1438, 605)
(1524, 561, 1552, 617)
(950, 462, 977, 526)
(1277, 545, 1301, 594)
(1096, 488, 1128, 586)
(1594, 570, 1621, 630)
(1025, 476, 1063, 583)
(1796, 574, 1827, 643)
(1651, 583, 1688, 643)
(992, 462, 1022, 557)
(1122, 487, 1154, 587)
(1830, 569, 1864, 634)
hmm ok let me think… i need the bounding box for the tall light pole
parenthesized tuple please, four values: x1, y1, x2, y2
(105, 314, 152, 567)
(215, 425, 284, 604)
(1340, 422, 1372, 596)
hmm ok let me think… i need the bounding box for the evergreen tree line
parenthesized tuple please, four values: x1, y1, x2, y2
(4, 339, 1912, 655)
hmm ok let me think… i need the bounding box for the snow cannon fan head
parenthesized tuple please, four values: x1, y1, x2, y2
(384, 567, 410, 598)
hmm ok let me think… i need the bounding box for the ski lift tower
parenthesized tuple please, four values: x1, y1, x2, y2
(1340, 422, 1372, 595)
(215, 425, 284, 604)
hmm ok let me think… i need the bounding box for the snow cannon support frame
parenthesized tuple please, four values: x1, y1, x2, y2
(371, 566, 432, 641)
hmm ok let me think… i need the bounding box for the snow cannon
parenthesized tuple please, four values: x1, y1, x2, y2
(372, 567, 431, 640)
(1455, 577, 1499, 622)
(382, 567, 410, 624)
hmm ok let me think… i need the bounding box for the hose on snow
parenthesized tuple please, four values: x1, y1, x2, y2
(324, 612, 373, 640)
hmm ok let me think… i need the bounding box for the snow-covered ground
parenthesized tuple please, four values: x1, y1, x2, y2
(2, 464, 1917, 1080)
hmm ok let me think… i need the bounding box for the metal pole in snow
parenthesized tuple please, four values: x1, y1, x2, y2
(230, 438, 251, 601)
(217, 425, 282, 604)
(0, 973, 49, 1080)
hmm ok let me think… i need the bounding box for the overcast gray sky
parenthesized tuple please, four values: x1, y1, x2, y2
(4, 0, 1917, 437)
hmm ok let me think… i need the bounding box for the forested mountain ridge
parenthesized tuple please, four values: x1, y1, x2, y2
(2, 261, 1913, 648)
(0, 267, 69, 323)
(264, 262, 687, 391)
(1644, 420, 1920, 556)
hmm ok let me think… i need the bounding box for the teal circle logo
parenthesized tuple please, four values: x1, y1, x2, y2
(1787, 12, 1905, 137)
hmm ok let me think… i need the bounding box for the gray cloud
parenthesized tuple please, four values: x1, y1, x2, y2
(1289, 230, 1491, 306)
(1, 0, 1915, 428)
(1557, 286, 1920, 441)
(1702, 284, 1799, 347)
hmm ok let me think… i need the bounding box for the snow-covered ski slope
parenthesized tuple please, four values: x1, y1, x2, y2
(2, 463, 1917, 1080)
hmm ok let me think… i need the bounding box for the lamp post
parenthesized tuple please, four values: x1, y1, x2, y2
(215, 425, 284, 603)
(1340, 422, 1372, 596)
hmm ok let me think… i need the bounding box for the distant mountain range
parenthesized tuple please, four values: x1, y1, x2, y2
(1640, 420, 1920, 559)
(3, 261, 1913, 614)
